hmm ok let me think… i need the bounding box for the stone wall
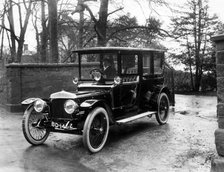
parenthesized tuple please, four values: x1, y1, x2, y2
(212, 35, 224, 155)
(5, 63, 79, 112)
(211, 34, 224, 172)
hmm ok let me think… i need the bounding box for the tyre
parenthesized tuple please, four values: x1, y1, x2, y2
(83, 107, 109, 153)
(22, 106, 49, 145)
(156, 93, 170, 125)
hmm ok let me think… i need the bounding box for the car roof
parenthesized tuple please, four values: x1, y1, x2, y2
(73, 47, 166, 53)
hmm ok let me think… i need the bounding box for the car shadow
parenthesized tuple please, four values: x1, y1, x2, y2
(22, 144, 94, 172)
(106, 118, 171, 148)
(22, 118, 171, 164)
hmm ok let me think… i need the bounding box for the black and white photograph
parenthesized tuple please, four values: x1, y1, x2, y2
(0, 0, 224, 171)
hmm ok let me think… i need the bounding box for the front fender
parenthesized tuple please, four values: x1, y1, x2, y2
(80, 99, 115, 124)
(80, 99, 99, 109)
(21, 98, 39, 105)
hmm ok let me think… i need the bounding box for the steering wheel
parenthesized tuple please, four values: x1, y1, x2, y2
(89, 68, 104, 75)
(90, 68, 104, 81)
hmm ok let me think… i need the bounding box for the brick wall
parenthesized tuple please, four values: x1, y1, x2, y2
(5, 63, 79, 112)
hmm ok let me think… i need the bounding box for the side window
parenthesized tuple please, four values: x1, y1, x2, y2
(102, 54, 117, 79)
(80, 54, 100, 79)
(121, 54, 138, 74)
(154, 52, 164, 75)
(143, 53, 152, 75)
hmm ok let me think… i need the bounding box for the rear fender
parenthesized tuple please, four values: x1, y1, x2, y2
(149, 86, 171, 107)
(159, 86, 173, 105)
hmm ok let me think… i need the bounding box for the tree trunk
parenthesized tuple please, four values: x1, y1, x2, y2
(195, 68, 203, 91)
(16, 2, 32, 63)
(8, 0, 16, 63)
(48, 0, 58, 63)
(33, 16, 40, 62)
(194, 0, 203, 92)
(96, 0, 109, 46)
(0, 11, 5, 64)
(186, 39, 194, 90)
(16, 39, 24, 62)
(0, 29, 4, 66)
(78, 10, 84, 49)
(41, 0, 47, 63)
(189, 60, 194, 90)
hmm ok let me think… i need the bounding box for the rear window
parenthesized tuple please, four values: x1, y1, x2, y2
(143, 53, 152, 75)
(154, 52, 164, 75)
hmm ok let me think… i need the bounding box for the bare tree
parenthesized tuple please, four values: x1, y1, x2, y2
(73, 0, 119, 46)
(170, 0, 222, 91)
(72, 0, 171, 47)
(0, 0, 35, 63)
(30, 0, 48, 63)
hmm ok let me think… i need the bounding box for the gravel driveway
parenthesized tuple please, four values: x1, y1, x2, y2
(0, 94, 217, 172)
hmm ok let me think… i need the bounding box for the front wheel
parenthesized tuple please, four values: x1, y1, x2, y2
(83, 107, 109, 153)
(22, 106, 49, 145)
(156, 93, 170, 125)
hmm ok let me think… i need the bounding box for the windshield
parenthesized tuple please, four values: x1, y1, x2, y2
(79, 53, 118, 80)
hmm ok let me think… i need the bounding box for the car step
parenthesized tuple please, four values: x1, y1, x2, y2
(116, 111, 156, 124)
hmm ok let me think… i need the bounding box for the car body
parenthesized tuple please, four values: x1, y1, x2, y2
(22, 47, 174, 153)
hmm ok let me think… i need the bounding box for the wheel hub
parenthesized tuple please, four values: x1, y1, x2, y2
(93, 127, 104, 134)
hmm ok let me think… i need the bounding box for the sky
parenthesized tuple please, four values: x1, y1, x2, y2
(120, 0, 224, 70)
(123, 0, 224, 25)
(206, 0, 224, 21)
(12, 0, 224, 51)
(119, 0, 224, 52)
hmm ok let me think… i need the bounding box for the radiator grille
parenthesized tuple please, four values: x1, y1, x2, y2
(51, 99, 72, 119)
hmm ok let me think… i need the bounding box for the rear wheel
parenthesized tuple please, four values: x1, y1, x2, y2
(156, 93, 170, 125)
(22, 106, 49, 145)
(83, 107, 109, 153)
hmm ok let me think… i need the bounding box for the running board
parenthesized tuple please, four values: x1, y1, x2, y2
(116, 111, 156, 124)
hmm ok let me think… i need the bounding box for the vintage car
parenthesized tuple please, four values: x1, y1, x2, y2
(22, 47, 174, 153)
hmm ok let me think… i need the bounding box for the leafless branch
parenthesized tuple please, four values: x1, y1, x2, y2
(82, 4, 97, 24)
(108, 26, 156, 40)
(23, 0, 28, 10)
(6, 28, 12, 48)
(83, 35, 96, 47)
(108, 7, 124, 17)
(0, 24, 19, 41)
(17, 2, 23, 29)
(112, 36, 127, 43)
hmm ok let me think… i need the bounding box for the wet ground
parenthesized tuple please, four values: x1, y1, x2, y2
(0, 94, 217, 172)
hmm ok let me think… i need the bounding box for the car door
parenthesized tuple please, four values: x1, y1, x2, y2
(119, 53, 140, 112)
(140, 51, 165, 110)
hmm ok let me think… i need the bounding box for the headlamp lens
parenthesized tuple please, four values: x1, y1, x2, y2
(34, 99, 46, 113)
(64, 100, 78, 114)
